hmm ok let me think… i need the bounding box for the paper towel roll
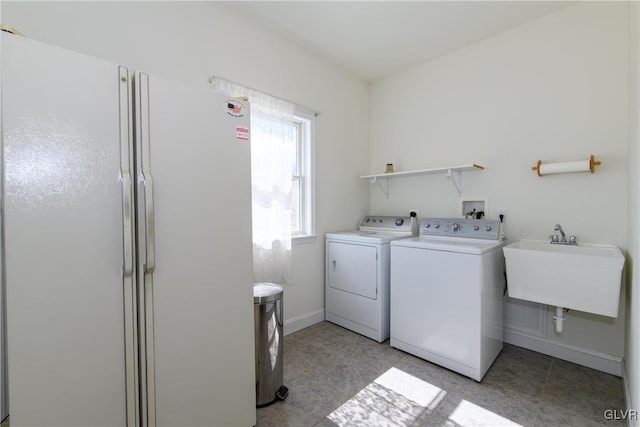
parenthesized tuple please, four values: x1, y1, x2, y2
(538, 160, 591, 176)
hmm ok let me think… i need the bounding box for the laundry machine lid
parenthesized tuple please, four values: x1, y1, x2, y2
(326, 230, 414, 244)
(391, 235, 504, 254)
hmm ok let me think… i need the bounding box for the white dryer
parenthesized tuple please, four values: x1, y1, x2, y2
(326, 214, 417, 342)
(390, 218, 505, 381)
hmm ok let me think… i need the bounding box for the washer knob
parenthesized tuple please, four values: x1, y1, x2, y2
(434, 224, 440, 229)
(486, 226, 492, 231)
(473, 225, 480, 231)
(395, 218, 404, 226)
(451, 223, 460, 231)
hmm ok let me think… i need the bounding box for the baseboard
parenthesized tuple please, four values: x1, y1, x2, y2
(283, 309, 325, 336)
(622, 360, 635, 426)
(504, 329, 623, 376)
(282, 313, 623, 376)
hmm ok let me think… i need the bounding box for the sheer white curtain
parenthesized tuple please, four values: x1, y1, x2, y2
(210, 77, 294, 285)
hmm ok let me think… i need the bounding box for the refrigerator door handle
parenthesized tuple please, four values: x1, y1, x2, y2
(118, 66, 138, 427)
(143, 174, 156, 273)
(138, 72, 156, 275)
(138, 71, 157, 427)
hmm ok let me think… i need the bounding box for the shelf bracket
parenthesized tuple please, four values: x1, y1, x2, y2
(370, 176, 390, 199)
(447, 168, 463, 196)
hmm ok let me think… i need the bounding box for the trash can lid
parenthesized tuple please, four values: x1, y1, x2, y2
(253, 282, 284, 304)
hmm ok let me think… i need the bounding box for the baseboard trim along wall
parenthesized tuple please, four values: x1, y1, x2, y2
(283, 310, 623, 377)
(283, 309, 325, 336)
(504, 329, 623, 376)
(621, 360, 637, 427)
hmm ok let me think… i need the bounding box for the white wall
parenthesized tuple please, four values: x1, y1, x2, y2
(0, 1, 370, 332)
(626, 0, 640, 422)
(369, 2, 628, 370)
(4, 0, 636, 386)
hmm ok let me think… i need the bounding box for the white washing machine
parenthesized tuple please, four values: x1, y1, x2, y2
(326, 214, 417, 342)
(390, 218, 505, 381)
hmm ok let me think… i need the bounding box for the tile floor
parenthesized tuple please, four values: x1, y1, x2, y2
(257, 321, 626, 427)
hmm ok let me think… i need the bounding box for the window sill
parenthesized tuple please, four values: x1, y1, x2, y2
(292, 235, 317, 245)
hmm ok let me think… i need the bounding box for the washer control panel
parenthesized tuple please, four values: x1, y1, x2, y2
(419, 218, 500, 240)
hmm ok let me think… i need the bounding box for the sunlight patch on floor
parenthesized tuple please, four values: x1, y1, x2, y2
(448, 399, 523, 427)
(327, 367, 446, 426)
(327, 367, 524, 427)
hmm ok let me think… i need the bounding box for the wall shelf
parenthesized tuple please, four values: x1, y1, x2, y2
(360, 164, 484, 197)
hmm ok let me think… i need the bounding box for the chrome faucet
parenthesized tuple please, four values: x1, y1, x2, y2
(551, 224, 577, 245)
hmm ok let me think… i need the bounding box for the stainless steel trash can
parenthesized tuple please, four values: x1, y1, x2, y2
(253, 282, 288, 407)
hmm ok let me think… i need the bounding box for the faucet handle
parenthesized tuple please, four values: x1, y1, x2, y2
(550, 234, 560, 243)
(569, 235, 577, 244)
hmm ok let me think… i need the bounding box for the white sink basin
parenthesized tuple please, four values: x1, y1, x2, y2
(503, 239, 625, 317)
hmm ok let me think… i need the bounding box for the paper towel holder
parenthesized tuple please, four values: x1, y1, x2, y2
(531, 154, 601, 177)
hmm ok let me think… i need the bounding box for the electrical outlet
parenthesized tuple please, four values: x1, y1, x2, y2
(497, 209, 507, 223)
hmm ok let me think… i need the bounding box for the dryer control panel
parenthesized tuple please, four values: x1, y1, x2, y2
(419, 218, 500, 240)
(359, 215, 417, 234)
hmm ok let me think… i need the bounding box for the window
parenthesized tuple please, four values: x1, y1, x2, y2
(209, 75, 315, 282)
(290, 110, 315, 239)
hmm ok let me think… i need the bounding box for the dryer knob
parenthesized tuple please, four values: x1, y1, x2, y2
(395, 218, 404, 226)
(451, 223, 460, 231)
(486, 226, 492, 231)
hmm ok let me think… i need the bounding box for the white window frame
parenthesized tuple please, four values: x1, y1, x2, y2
(291, 108, 315, 243)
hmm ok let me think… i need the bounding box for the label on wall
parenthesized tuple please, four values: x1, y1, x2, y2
(236, 126, 249, 141)
(223, 98, 247, 118)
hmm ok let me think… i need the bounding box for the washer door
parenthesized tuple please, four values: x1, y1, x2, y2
(327, 241, 378, 299)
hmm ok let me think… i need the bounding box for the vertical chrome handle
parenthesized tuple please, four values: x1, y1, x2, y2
(121, 174, 134, 277)
(118, 66, 137, 427)
(138, 73, 155, 275)
(143, 175, 155, 273)
(137, 71, 156, 427)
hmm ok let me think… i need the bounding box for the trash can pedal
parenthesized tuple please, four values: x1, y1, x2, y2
(276, 385, 289, 401)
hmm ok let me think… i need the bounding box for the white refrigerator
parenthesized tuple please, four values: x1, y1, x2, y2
(1, 32, 256, 426)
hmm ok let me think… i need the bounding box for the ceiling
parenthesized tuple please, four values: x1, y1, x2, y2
(219, 1, 576, 82)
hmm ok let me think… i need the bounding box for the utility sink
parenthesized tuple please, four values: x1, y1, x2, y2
(503, 239, 625, 318)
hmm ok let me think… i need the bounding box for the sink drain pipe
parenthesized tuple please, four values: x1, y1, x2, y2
(554, 306, 567, 333)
